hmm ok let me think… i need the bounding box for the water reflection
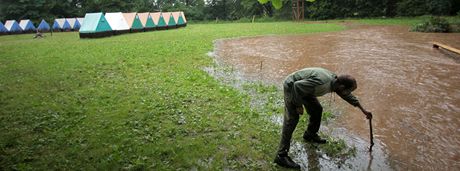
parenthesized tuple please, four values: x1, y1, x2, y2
(305, 144, 320, 171)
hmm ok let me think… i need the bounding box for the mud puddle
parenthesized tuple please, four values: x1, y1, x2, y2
(210, 24, 460, 170)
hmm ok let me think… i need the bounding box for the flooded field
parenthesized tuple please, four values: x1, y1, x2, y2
(211, 24, 460, 170)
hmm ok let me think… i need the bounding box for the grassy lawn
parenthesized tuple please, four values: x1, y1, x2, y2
(0, 22, 345, 170)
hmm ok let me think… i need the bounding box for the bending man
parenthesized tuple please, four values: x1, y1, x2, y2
(274, 67, 372, 169)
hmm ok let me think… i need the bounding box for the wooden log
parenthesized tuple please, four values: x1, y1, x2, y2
(432, 42, 460, 55)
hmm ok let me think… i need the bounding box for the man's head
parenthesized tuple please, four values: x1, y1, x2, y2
(334, 75, 357, 95)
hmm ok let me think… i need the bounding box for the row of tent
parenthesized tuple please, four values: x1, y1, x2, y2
(0, 18, 85, 35)
(52, 18, 84, 31)
(80, 11, 187, 38)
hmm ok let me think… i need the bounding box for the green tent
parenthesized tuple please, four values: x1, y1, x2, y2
(163, 12, 176, 28)
(151, 12, 167, 29)
(122, 13, 143, 32)
(172, 12, 185, 27)
(138, 12, 155, 31)
(79, 12, 112, 38)
(180, 11, 187, 25)
(177, 15, 185, 25)
(146, 17, 155, 27)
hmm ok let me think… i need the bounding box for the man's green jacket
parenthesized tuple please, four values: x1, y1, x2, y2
(284, 67, 359, 106)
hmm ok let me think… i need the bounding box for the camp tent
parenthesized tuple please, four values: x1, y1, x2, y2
(105, 12, 130, 35)
(0, 22, 8, 35)
(79, 12, 113, 38)
(52, 19, 60, 31)
(73, 18, 81, 30)
(37, 19, 50, 32)
(171, 12, 186, 27)
(61, 19, 72, 31)
(151, 12, 166, 29)
(19, 19, 36, 33)
(122, 12, 144, 32)
(53, 18, 72, 31)
(77, 18, 84, 26)
(180, 11, 187, 26)
(5, 20, 23, 33)
(53, 18, 66, 31)
(138, 12, 155, 31)
(66, 18, 78, 30)
(162, 12, 176, 28)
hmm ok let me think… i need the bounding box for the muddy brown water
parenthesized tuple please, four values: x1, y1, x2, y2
(211, 25, 460, 170)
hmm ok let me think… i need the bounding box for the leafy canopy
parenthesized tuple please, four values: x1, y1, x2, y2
(257, 0, 316, 9)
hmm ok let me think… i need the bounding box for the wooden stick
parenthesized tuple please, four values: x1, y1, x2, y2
(369, 118, 374, 152)
(433, 42, 460, 55)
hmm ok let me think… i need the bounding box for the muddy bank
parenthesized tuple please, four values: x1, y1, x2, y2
(212, 25, 460, 170)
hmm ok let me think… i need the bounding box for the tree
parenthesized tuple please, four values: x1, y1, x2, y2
(133, 0, 157, 12)
(241, 0, 273, 17)
(0, 0, 83, 23)
(396, 0, 452, 16)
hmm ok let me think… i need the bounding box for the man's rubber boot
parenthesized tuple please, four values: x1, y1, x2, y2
(274, 154, 301, 169)
(303, 133, 327, 144)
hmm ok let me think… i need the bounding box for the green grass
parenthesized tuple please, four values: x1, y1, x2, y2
(0, 22, 345, 170)
(355, 17, 424, 25)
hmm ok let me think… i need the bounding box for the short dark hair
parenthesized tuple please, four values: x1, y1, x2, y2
(336, 75, 357, 90)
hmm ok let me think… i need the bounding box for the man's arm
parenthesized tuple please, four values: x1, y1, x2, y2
(355, 102, 373, 119)
(337, 93, 372, 119)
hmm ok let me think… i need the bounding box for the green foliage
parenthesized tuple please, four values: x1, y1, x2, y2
(0, 0, 81, 24)
(410, 16, 452, 32)
(257, 0, 281, 9)
(305, 0, 389, 20)
(396, 0, 453, 16)
(0, 22, 345, 170)
(0, 0, 458, 23)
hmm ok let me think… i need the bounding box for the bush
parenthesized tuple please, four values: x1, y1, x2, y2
(410, 16, 451, 32)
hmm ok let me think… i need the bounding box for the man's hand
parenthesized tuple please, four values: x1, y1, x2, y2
(363, 110, 372, 120)
(356, 103, 372, 120)
(296, 106, 304, 115)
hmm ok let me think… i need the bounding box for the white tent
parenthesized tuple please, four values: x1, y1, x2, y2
(66, 18, 77, 29)
(19, 19, 36, 32)
(5, 20, 22, 32)
(56, 18, 66, 28)
(77, 18, 84, 25)
(105, 12, 130, 34)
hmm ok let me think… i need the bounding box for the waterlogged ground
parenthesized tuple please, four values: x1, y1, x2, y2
(204, 53, 391, 171)
(210, 24, 460, 170)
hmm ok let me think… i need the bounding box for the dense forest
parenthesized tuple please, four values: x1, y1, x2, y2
(1, 0, 459, 23)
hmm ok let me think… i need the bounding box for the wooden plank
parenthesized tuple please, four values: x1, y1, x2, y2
(432, 42, 460, 55)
